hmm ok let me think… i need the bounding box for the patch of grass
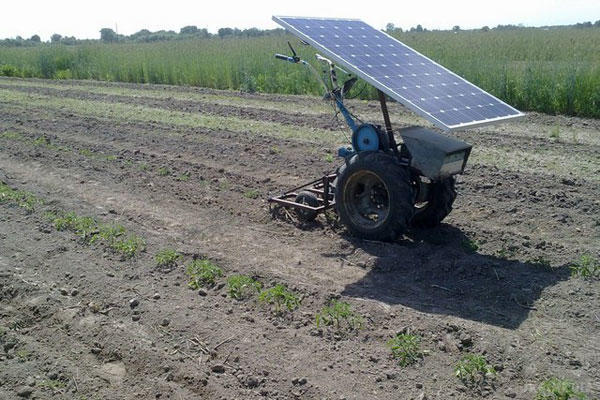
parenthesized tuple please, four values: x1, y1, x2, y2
(570, 254, 600, 280)
(157, 167, 170, 176)
(0, 182, 39, 212)
(243, 189, 260, 199)
(186, 259, 223, 288)
(176, 172, 190, 181)
(79, 148, 94, 157)
(155, 248, 182, 268)
(549, 126, 561, 141)
(51, 211, 144, 258)
(315, 300, 363, 332)
(454, 354, 496, 386)
(227, 274, 261, 300)
(15, 349, 31, 360)
(37, 379, 66, 390)
(461, 239, 479, 254)
(110, 234, 146, 258)
(258, 284, 300, 314)
(387, 333, 422, 367)
(105, 154, 117, 161)
(528, 256, 552, 269)
(139, 163, 149, 171)
(535, 377, 588, 400)
(0, 130, 23, 140)
(53, 212, 97, 241)
(218, 179, 230, 191)
(32, 135, 51, 146)
(324, 153, 334, 163)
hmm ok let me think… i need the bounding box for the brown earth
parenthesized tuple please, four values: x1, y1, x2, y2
(0, 77, 599, 400)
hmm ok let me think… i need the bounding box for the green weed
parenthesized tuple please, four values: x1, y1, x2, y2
(324, 153, 334, 163)
(157, 167, 170, 176)
(51, 211, 144, 258)
(176, 172, 190, 181)
(186, 259, 223, 288)
(570, 254, 600, 279)
(37, 379, 66, 390)
(315, 300, 363, 332)
(227, 275, 261, 300)
(549, 126, 561, 141)
(454, 354, 496, 386)
(387, 333, 422, 367)
(79, 148, 94, 157)
(110, 234, 145, 258)
(535, 377, 588, 400)
(0, 131, 22, 140)
(529, 256, 552, 269)
(32, 135, 51, 146)
(155, 248, 182, 268)
(259, 284, 300, 314)
(0, 182, 39, 212)
(243, 189, 260, 199)
(461, 239, 479, 253)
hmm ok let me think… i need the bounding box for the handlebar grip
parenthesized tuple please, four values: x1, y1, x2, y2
(275, 54, 294, 62)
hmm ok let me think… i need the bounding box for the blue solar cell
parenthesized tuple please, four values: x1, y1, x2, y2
(273, 16, 524, 131)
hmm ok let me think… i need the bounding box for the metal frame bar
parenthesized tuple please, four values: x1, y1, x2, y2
(268, 174, 337, 214)
(272, 16, 525, 132)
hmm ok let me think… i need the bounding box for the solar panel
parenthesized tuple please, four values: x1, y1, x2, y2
(273, 16, 524, 131)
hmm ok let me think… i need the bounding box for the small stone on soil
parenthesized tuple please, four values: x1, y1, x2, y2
(153, 293, 161, 300)
(17, 387, 33, 397)
(129, 298, 139, 308)
(211, 364, 226, 373)
(198, 289, 208, 296)
(160, 318, 170, 326)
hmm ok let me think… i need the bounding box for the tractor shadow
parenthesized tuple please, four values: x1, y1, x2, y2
(338, 224, 571, 330)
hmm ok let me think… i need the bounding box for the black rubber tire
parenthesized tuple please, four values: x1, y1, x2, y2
(294, 191, 319, 222)
(411, 177, 457, 228)
(335, 152, 414, 241)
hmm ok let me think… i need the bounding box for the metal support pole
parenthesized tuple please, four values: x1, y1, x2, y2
(378, 89, 393, 135)
(377, 90, 399, 155)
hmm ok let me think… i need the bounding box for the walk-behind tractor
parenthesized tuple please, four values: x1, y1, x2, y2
(268, 17, 522, 241)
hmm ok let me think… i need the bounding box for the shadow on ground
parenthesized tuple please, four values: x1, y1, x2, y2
(337, 224, 571, 329)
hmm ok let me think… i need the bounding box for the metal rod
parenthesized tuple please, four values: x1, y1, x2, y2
(378, 89, 400, 155)
(378, 89, 393, 135)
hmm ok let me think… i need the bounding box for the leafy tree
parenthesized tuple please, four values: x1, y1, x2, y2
(385, 23, 395, 33)
(180, 25, 198, 34)
(481, 26, 490, 32)
(100, 28, 117, 42)
(595, 20, 600, 27)
(453, 25, 461, 31)
(217, 27, 233, 38)
(51, 33, 62, 43)
(29, 34, 41, 43)
(416, 24, 423, 32)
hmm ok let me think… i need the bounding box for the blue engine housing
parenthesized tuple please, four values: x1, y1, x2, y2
(352, 124, 380, 152)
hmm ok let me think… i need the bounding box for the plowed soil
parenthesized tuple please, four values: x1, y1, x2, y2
(1, 77, 599, 400)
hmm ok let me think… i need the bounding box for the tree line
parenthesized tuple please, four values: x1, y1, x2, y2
(0, 26, 286, 47)
(2, 20, 600, 47)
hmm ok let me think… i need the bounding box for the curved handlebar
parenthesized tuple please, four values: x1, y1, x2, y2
(275, 53, 297, 63)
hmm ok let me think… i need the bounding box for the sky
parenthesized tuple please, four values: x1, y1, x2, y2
(1, 0, 599, 41)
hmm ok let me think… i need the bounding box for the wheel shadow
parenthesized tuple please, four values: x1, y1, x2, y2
(339, 224, 571, 329)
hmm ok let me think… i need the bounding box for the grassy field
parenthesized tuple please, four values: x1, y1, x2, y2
(0, 27, 599, 118)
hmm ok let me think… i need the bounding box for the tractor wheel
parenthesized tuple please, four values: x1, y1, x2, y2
(335, 152, 414, 241)
(411, 177, 457, 228)
(294, 191, 319, 222)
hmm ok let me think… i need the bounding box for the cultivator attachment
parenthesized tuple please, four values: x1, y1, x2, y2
(268, 174, 336, 222)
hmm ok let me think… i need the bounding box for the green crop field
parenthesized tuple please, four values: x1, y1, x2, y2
(1, 27, 599, 118)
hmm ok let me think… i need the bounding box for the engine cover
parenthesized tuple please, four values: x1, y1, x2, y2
(399, 126, 472, 180)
